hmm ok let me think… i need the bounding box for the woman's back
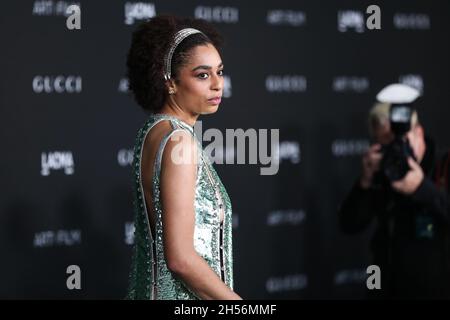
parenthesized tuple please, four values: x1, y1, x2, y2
(126, 113, 234, 300)
(140, 119, 174, 240)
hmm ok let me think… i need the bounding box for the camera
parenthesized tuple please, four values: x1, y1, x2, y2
(380, 103, 416, 182)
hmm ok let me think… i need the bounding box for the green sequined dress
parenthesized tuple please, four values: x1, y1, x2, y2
(126, 113, 234, 300)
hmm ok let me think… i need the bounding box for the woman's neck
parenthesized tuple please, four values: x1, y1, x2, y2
(159, 100, 198, 127)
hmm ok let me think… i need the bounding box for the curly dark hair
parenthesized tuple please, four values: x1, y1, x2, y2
(126, 15, 224, 112)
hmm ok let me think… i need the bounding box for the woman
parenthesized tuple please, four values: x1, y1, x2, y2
(125, 15, 241, 300)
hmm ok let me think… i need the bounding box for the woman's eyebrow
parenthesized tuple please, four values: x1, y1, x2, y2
(192, 62, 224, 72)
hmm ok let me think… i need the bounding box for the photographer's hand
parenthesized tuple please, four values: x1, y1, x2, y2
(360, 144, 383, 189)
(391, 157, 424, 195)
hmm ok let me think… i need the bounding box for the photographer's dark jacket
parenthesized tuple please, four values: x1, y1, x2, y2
(338, 138, 450, 298)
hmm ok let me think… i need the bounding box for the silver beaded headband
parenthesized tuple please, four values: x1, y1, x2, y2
(163, 28, 205, 81)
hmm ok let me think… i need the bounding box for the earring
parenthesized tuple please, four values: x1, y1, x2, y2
(169, 88, 175, 95)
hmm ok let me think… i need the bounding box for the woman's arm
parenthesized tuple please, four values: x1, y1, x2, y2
(160, 130, 241, 300)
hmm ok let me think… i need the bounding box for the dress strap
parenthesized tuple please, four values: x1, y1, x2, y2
(147, 114, 199, 186)
(154, 124, 188, 179)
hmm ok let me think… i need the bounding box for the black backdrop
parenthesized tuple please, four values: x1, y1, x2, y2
(0, 0, 449, 299)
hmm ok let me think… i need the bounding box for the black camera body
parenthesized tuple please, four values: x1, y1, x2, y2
(380, 103, 417, 182)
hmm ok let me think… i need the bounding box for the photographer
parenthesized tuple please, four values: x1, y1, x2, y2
(338, 84, 450, 299)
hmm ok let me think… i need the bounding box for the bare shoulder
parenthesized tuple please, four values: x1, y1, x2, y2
(145, 120, 173, 146)
(160, 128, 199, 201)
(162, 129, 199, 170)
(143, 120, 186, 156)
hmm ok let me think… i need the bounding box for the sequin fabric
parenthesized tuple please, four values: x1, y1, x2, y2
(126, 113, 234, 300)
